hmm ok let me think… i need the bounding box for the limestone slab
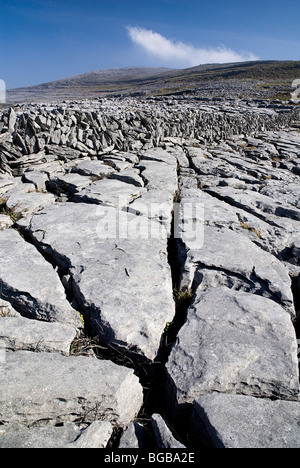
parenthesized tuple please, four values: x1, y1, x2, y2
(0, 229, 82, 328)
(167, 287, 299, 403)
(0, 351, 143, 427)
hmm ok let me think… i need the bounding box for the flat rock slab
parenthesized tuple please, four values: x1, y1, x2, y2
(0, 178, 20, 195)
(0, 351, 143, 427)
(74, 178, 146, 209)
(193, 393, 300, 448)
(25, 202, 175, 360)
(0, 229, 82, 328)
(167, 287, 299, 403)
(48, 173, 92, 195)
(110, 168, 144, 187)
(6, 191, 55, 216)
(128, 190, 175, 234)
(72, 159, 116, 178)
(1, 183, 36, 202)
(180, 223, 294, 315)
(138, 159, 178, 194)
(209, 186, 300, 222)
(0, 316, 77, 355)
(142, 148, 180, 166)
(178, 190, 281, 254)
(0, 422, 81, 449)
(260, 179, 300, 209)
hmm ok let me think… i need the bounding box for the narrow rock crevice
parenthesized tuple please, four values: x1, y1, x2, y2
(291, 276, 300, 365)
(128, 189, 198, 449)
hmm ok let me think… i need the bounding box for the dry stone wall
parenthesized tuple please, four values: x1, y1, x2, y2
(0, 97, 298, 177)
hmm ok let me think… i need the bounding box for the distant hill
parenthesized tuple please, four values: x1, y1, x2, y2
(34, 67, 173, 88)
(7, 61, 300, 103)
(7, 67, 173, 102)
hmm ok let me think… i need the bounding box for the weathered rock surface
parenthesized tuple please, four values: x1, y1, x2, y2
(0, 316, 77, 355)
(0, 214, 13, 230)
(192, 393, 300, 448)
(119, 421, 144, 448)
(167, 287, 299, 403)
(0, 422, 82, 449)
(180, 223, 294, 315)
(0, 351, 142, 428)
(151, 414, 185, 449)
(0, 229, 82, 328)
(64, 421, 114, 449)
(22, 202, 174, 360)
(0, 96, 299, 448)
(73, 178, 146, 208)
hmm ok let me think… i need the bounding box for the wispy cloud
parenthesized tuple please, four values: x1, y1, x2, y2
(127, 27, 259, 66)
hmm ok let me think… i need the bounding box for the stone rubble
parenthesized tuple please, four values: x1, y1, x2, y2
(0, 96, 299, 448)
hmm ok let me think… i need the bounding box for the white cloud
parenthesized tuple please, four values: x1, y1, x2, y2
(127, 27, 259, 66)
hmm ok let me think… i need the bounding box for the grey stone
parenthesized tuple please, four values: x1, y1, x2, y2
(23, 171, 48, 192)
(0, 229, 82, 328)
(138, 158, 178, 194)
(151, 414, 185, 449)
(193, 393, 300, 448)
(0, 178, 20, 195)
(64, 421, 113, 448)
(128, 190, 174, 234)
(8, 108, 16, 134)
(0, 316, 77, 355)
(0, 422, 81, 449)
(102, 156, 131, 172)
(11, 151, 49, 172)
(167, 287, 299, 403)
(6, 191, 55, 217)
(1, 98, 300, 450)
(25, 202, 175, 360)
(119, 421, 144, 448)
(110, 168, 144, 187)
(186, 146, 212, 169)
(142, 148, 179, 166)
(0, 215, 13, 230)
(179, 188, 297, 263)
(209, 186, 300, 223)
(74, 178, 146, 209)
(260, 179, 300, 209)
(0, 351, 143, 427)
(0, 300, 20, 317)
(117, 151, 139, 165)
(180, 223, 294, 315)
(1, 182, 36, 202)
(72, 159, 115, 178)
(48, 173, 92, 196)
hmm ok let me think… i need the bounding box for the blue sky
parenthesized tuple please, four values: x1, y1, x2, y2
(0, 0, 299, 89)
